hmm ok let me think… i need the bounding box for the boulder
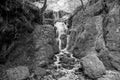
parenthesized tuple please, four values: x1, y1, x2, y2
(6, 66, 29, 80)
(33, 67, 47, 80)
(81, 54, 106, 79)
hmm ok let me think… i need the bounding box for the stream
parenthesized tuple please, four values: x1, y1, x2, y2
(53, 12, 80, 80)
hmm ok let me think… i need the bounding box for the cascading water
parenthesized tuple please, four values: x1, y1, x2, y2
(54, 11, 68, 69)
(53, 11, 80, 80)
(33, 0, 89, 79)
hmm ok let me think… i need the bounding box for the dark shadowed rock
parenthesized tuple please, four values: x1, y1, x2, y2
(34, 67, 47, 79)
(33, 24, 56, 45)
(60, 34, 68, 50)
(85, 0, 104, 16)
(34, 44, 55, 68)
(81, 54, 106, 79)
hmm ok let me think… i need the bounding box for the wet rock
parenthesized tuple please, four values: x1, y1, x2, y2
(33, 24, 59, 49)
(77, 75, 86, 80)
(98, 50, 113, 70)
(72, 32, 96, 59)
(71, 10, 86, 30)
(43, 10, 54, 25)
(60, 34, 68, 50)
(33, 67, 47, 79)
(81, 54, 106, 79)
(6, 66, 29, 80)
(59, 54, 75, 69)
(98, 70, 120, 80)
(109, 52, 120, 71)
(85, 0, 104, 16)
(98, 77, 110, 80)
(57, 72, 79, 80)
(33, 25, 56, 46)
(72, 49, 87, 59)
(33, 24, 59, 67)
(99, 50, 120, 71)
(102, 5, 120, 51)
(43, 75, 54, 80)
(51, 70, 66, 79)
(69, 16, 99, 59)
(67, 30, 78, 51)
(35, 44, 55, 68)
(44, 10, 54, 19)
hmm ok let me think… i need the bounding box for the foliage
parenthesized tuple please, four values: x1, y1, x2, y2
(0, 0, 46, 64)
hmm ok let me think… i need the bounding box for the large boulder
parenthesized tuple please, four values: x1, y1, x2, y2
(34, 44, 55, 68)
(81, 54, 106, 79)
(6, 66, 29, 80)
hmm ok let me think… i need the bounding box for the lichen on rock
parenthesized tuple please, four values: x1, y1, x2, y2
(81, 54, 106, 79)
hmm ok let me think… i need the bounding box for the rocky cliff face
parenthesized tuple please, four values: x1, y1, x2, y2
(0, 0, 120, 80)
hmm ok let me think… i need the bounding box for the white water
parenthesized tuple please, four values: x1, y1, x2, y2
(46, 0, 88, 79)
(53, 11, 80, 80)
(32, 0, 89, 79)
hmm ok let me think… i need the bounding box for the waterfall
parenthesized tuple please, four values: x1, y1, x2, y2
(53, 11, 79, 78)
(53, 11, 68, 69)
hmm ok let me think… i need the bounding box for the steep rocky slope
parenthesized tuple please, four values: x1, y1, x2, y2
(0, 0, 120, 80)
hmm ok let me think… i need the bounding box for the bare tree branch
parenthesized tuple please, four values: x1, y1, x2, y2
(41, 0, 47, 13)
(80, 0, 84, 10)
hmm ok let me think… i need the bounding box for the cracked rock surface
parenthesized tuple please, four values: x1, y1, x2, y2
(0, 0, 120, 80)
(81, 54, 106, 79)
